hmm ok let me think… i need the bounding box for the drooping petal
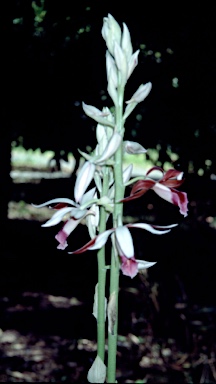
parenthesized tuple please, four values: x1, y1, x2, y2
(152, 183, 188, 217)
(127, 222, 176, 235)
(115, 226, 134, 258)
(120, 255, 138, 278)
(74, 161, 95, 203)
(32, 197, 76, 208)
(42, 207, 73, 227)
(146, 166, 164, 177)
(68, 229, 114, 254)
(121, 179, 155, 202)
(55, 218, 83, 250)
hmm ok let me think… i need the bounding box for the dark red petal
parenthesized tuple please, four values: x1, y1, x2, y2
(160, 178, 185, 188)
(68, 237, 97, 254)
(121, 179, 155, 203)
(146, 166, 164, 176)
(53, 203, 68, 210)
(131, 179, 155, 194)
(160, 169, 183, 182)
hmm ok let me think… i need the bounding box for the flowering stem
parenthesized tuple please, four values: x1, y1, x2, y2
(107, 84, 125, 382)
(97, 167, 109, 362)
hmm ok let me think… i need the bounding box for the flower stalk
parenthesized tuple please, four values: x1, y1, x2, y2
(33, 13, 188, 383)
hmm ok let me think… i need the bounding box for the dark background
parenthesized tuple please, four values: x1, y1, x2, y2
(0, 1, 216, 382)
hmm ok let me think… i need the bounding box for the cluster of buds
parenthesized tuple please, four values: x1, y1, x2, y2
(33, 14, 188, 279)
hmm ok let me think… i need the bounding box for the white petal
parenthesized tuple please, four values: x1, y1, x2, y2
(123, 164, 133, 183)
(32, 197, 76, 208)
(42, 207, 72, 227)
(115, 226, 134, 258)
(127, 223, 175, 235)
(95, 132, 122, 164)
(62, 217, 82, 235)
(88, 229, 114, 250)
(137, 260, 157, 270)
(74, 161, 95, 203)
(81, 187, 96, 205)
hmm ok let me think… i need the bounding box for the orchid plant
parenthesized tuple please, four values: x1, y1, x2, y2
(33, 14, 188, 383)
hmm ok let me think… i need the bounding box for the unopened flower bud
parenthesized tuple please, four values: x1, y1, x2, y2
(102, 14, 121, 56)
(126, 82, 152, 104)
(124, 141, 147, 154)
(127, 49, 140, 79)
(121, 23, 133, 61)
(82, 102, 114, 127)
(114, 42, 128, 86)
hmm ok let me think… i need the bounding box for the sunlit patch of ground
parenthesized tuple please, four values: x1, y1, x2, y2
(8, 201, 54, 221)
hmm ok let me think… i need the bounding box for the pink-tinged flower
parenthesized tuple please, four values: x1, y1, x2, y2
(68, 222, 177, 278)
(121, 167, 188, 217)
(55, 218, 83, 250)
(32, 187, 97, 250)
(120, 256, 157, 279)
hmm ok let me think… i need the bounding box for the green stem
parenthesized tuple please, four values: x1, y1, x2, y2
(97, 168, 109, 362)
(107, 246, 119, 383)
(107, 84, 125, 383)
